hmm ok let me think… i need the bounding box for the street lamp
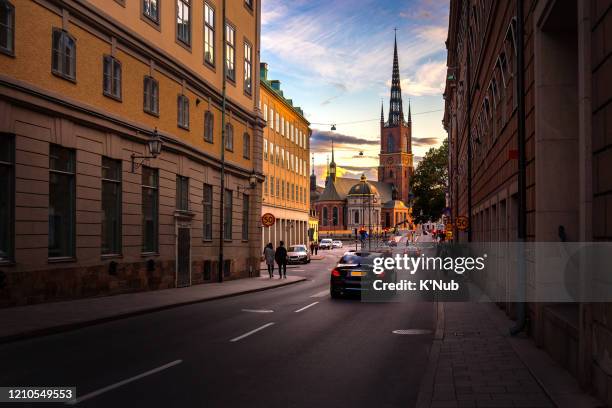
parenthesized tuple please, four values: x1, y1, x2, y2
(131, 128, 163, 172)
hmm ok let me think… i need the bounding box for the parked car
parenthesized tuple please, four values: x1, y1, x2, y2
(319, 238, 333, 250)
(287, 245, 310, 264)
(332, 240, 343, 248)
(330, 251, 396, 299)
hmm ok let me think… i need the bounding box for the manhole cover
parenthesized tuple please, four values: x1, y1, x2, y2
(392, 329, 432, 335)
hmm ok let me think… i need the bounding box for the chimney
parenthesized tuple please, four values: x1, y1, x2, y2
(260, 62, 268, 81)
(270, 80, 281, 91)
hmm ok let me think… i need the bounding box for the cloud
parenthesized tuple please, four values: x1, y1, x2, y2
(261, 2, 449, 95)
(321, 95, 341, 106)
(310, 130, 378, 152)
(413, 136, 441, 147)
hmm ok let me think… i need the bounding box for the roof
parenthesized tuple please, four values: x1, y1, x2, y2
(317, 177, 394, 203)
(348, 180, 378, 196)
(383, 200, 409, 209)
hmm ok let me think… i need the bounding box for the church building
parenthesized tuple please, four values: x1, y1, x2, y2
(312, 34, 414, 235)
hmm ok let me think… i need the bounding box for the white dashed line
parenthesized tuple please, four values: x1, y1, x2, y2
(230, 323, 275, 342)
(294, 302, 319, 313)
(66, 360, 182, 405)
(310, 290, 329, 298)
(242, 309, 274, 313)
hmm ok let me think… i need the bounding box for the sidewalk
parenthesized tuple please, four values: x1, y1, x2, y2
(258, 253, 326, 270)
(417, 302, 602, 408)
(0, 275, 306, 344)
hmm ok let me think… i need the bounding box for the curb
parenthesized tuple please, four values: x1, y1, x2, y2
(416, 301, 445, 408)
(0, 277, 307, 345)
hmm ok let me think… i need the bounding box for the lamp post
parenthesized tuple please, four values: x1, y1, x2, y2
(130, 128, 163, 172)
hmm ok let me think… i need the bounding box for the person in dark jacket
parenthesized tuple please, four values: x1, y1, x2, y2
(310, 241, 315, 255)
(275, 241, 288, 279)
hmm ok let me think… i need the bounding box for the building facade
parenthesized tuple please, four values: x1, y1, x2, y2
(314, 35, 413, 236)
(0, 0, 264, 307)
(444, 0, 612, 402)
(259, 63, 310, 249)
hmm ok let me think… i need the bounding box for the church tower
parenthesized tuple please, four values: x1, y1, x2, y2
(329, 138, 337, 183)
(378, 31, 414, 204)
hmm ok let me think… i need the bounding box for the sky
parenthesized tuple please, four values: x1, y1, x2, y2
(260, 0, 450, 184)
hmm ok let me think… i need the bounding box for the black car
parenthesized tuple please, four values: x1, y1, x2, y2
(330, 251, 395, 299)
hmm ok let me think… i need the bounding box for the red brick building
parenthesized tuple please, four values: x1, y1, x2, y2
(444, 0, 612, 402)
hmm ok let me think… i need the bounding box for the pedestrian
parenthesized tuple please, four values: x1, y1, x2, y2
(314, 240, 319, 255)
(310, 241, 315, 255)
(263, 243, 275, 278)
(275, 241, 288, 279)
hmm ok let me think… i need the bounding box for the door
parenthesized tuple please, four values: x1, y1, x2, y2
(177, 227, 191, 287)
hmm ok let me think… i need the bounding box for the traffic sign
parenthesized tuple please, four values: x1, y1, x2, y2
(456, 216, 469, 231)
(261, 213, 276, 227)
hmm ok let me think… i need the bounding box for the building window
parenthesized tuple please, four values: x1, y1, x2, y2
(263, 103, 268, 122)
(276, 178, 280, 198)
(225, 122, 233, 151)
(143, 76, 159, 115)
(269, 142, 274, 163)
(0, 135, 14, 262)
(101, 157, 122, 255)
(276, 146, 280, 166)
(354, 210, 359, 224)
(142, 166, 158, 253)
(143, 0, 159, 23)
(203, 110, 214, 143)
(263, 139, 268, 160)
(269, 176, 274, 196)
(176, 175, 189, 211)
(269, 108, 274, 130)
(51, 28, 76, 81)
(322, 207, 328, 226)
(0, 1, 15, 56)
(242, 194, 249, 240)
(244, 41, 252, 95)
(176, 0, 191, 46)
(225, 23, 235, 81)
(244, 0, 253, 10)
(223, 189, 232, 240)
(332, 207, 338, 226)
(243, 132, 250, 159)
(202, 183, 213, 240)
(275, 112, 279, 132)
(204, 2, 215, 66)
(49, 144, 75, 258)
(103, 55, 122, 100)
(177, 94, 189, 129)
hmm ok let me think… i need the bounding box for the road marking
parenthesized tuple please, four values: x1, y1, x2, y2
(310, 290, 329, 298)
(292, 269, 305, 272)
(392, 329, 433, 335)
(66, 360, 182, 405)
(230, 322, 275, 342)
(242, 309, 274, 313)
(294, 302, 319, 313)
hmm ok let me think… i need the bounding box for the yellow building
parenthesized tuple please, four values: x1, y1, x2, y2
(0, 0, 264, 306)
(259, 63, 311, 250)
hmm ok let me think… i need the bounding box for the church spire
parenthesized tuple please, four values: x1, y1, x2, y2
(380, 100, 385, 124)
(309, 154, 316, 191)
(388, 29, 404, 127)
(329, 138, 336, 182)
(407, 98, 412, 125)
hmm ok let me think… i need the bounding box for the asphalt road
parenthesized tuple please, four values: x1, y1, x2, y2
(0, 246, 435, 408)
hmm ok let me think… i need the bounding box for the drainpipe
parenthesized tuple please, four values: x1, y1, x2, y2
(511, 0, 527, 335)
(218, 0, 227, 283)
(467, 6, 473, 244)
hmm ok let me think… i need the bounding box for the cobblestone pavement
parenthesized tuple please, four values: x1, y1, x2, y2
(417, 302, 554, 408)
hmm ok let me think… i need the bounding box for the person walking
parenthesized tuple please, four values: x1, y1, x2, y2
(275, 241, 288, 279)
(310, 241, 315, 255)
(314, 240, 319, 255)
(263, 243, 275, 278)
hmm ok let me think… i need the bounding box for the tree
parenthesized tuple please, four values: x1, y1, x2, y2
(411, 139, 448, 224)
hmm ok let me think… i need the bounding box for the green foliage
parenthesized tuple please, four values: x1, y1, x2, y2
(411, 139, 448, 224)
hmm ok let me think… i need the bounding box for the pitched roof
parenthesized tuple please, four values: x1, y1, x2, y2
(317, 177, 395, 204)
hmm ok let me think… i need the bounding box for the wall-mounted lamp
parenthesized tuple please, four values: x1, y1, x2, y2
(131, 128, 163, 172)
(236, 170, 259, 194)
